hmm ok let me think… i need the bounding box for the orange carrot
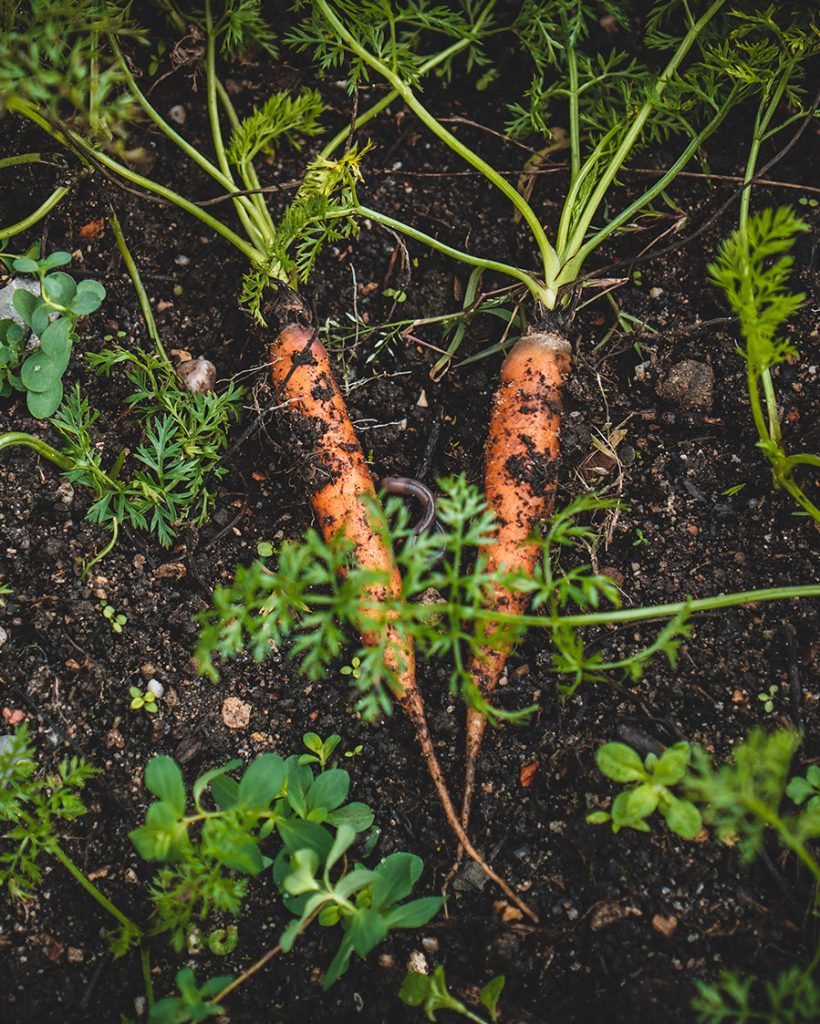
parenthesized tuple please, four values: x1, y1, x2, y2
(462, 328, 572, 830)
(269, 321, 537, 921)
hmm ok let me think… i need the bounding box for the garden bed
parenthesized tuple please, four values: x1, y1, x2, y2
(1, 11, 818, 1024)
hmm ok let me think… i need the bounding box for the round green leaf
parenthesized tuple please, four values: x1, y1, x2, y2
(20, 351, 67, 392)
(596, 742, 647, 782)
(11, 257, 39, 273)
(26, 381, 63, 418)
(44, 251, 72, 269)
(42, 272, 77, 306)
(11, 288, 38, 326)
(664, 797, 702, 840)
(39, 317, 72, 358)
(653, 742, 691, 785)
(626, 783, 659, 820)
(4, 322, 24, 347)
(31, 303, 50, 337)
(71, 279, 106, 315)
(0, 344, 10, 367)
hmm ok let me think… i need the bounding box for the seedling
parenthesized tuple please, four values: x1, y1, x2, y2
(298, 732, 341, 769)
(586, 741, 702, 839)
(101, 603, 127, 634)
(129, 686, 158, 715)
(148, 968, 231, 1024)
(340, 657, 362, 681)
(787, 765, 820, 814)
(710, 207, 818, 521)
(344, 745, 363, 760)
(399, 966, 505, 1023)
(757, 684, 779, 714)
(0, 251, 105, 417)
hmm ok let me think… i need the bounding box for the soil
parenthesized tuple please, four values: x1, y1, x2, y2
(1, 20, 818, 1024)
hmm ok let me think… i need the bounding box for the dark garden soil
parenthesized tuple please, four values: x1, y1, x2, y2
(0, 23, 818, 1024)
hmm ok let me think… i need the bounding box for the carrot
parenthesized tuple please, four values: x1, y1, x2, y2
(269, 319, 538, 922)
(461, 328, 572, 831)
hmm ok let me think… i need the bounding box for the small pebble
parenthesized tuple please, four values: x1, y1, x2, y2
(421, 936, 439, 953)
(134, 996, 147, 1018)
(178, 357, 216, 394)
(649, 286, 664, 298)
(0, 626, 7, 648)
(174, 254, 191, 266)
(168, 105, 187, 125)
(406, 950, 428, 975)
(55, 481, 74, 505)
(222, 697, 251, 729)
(146, 679, 164, 699)
(66, 947, 84, 964)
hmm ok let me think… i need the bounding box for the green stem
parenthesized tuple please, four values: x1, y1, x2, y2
(81, 517, 119, 579)
(0, 432, 74, 471)
(203, 0, 267, 250)
(0, 152, 60, 170)
(141, 946, 154, 1008)
(109, 212, 172, 369)
(352, 205, 546, 298)
(51, 842, 143, 934)
(313, 0, 558, 291)
(318, 2, 498, 162)
(0, 186, 70, 242)
(215, 78, 277, 238)
(743, 797, 820, 884)
(8, 99, 264, 265)
(566, 39, 581, 185)
(562, 0, 725, 272)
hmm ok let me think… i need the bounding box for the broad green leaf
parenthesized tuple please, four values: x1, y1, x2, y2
(27, 382, 63, 418)
(308, 768, 349, 812)
(652, 743, 690, 786)
(1, 319, 25, 346)
(11, 257, 38, 273)
(479, 975, 506, 1022)
(210, 774, 239, 809)
(20, 352, 66, 392)
(129, 800, 189, 861)
(398, 971, 431, 1007)
(283, 848, 321, 895)
(324, 823, 356, 873)
(348, 906, 388, 957)
(44, 251, 72, 269)
(586, 810, 612, 825)
(238, 753, 286, 809)
(326, 801, 374, 832)
(303, 732, 323, 754)
(285, 759, 313, 817)
(31, 303, 50, 336)
(0, 344, 10, 367)
(42, 272, 77, 305)
(322, 931, 355, 989)
(611, 790, 650, 832)
(370, 852, 422, 911)
(70, 279, 106, 315)
(596, 743, 647, 783)
(192, 760, 242, 810)
(625, 783, 659, 820)
(145, 756, 186, 815)
(277, 817, 334, 859)
(39, 317, 72, 357)
(383, 895, 443, 929)
(11, 288, 37, 326)
(664, 797, 702, 840)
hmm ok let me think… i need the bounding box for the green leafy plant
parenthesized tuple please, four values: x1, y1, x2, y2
(586, 741, 702, 839)
(196, 475, 819, 721)
(130, 685, 158, 714)
(757, 683, 779, 714)
(130, 751, 442, 987)
(691, 961, 820, 1024)
(399, 966, 505, 1023)
(102, 603, 127, 634)
(709, 206, 818, 521)
(787, 765, 820, 814)
(148, 968, 232, 1024)
(298, 732, 341, 769)
(0, 251, 105, 417)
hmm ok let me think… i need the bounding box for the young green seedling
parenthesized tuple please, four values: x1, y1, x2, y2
(298, 731, 342, 769)
(587, 741, 703, 839)
(129, 685, 158, 714)
(399, 966, 505, 1023)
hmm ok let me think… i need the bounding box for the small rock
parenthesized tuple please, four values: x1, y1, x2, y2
(406, 950, 428, 975)
(66, 947, 85, 964)
(178, 357, 216, 394)
(416, 389, 428, 408)
(146, 679, 164, 699)
(493, 900, 524, 924)
(168, 105, 187, 124)
(174, 254, 191, 266)
(140, 664, 156, 681)
(54, 481, 75, 505)
(105, 728, 125, 750)
(134, 995, 147, 1018)
(656, 360, 714, 413)
(377, 953, 395, 969)
(421, 936, 440, 954)
(652, 913, 679, 937)
(222, 697, 251, 729)
(649, 286, 664, 299)
(0, 278, 40, 328)
(154, 562, 187, 580)
(0, 627, 7, 648)
(2, 708, 25, 726)
(452, 860, 489, 894)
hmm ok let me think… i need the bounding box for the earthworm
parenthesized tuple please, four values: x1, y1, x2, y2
(381, 476, 437, 536)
